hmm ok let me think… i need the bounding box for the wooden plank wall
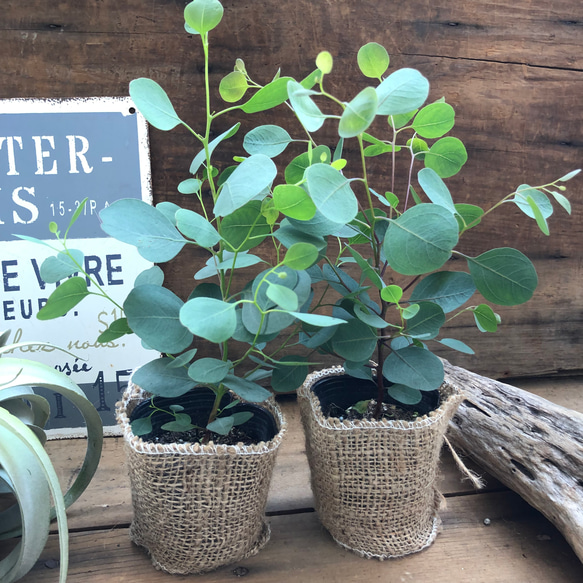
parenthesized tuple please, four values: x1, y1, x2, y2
(2, 0, 582, 379)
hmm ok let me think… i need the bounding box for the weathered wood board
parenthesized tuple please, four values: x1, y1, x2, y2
(12, 492, 583, 583)
(1, 0, 581, 378)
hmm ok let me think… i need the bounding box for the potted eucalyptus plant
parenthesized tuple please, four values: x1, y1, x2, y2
(277, 46, 577, 558)
(0, 330, 103, 583)
(27, 0, 577, 569)
(27, 0, 349, 574)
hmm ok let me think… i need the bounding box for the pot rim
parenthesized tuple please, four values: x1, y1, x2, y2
(299, 365, 464, 432)
(116, 378, 287, 457)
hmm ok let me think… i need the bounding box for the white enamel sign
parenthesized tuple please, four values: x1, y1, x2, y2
(0, 97, 156, 431)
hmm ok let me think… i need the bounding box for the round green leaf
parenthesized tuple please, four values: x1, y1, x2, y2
(283, 242, 319, 270)
(424, 137, 468, 178)
(381, 284, 403, 303)
(387, 384, 422, 405)
(402, 303, 420, 320)
(190, 123, 240, 175)
(272, 355, 309, 392)
(184, 0, 224, 34)
(39, 250, 84, 284)
(353, 304, 388, 328)
(338, 87, 378, 139)
(455, 204, 484, 231)
(417, 167, 455, 214)
(284, 145, 331, 185)
(220, 200, 270, 252)
(175, 208, 221, 248)
(467, 248, 538, 306)
(412, 102, 455, 139)
(357, 42, 389, 79)
(214, 155, 277, 217)
(132, 358, 194, 398)
(131, 416, 153, 436)
(287, 80, 326, 132)
(219, 71, 248, 103)
(439, 338, 475, 355)
(558, 169, 581, 182)
(37, 277, 89, 320)
(408, 137, 429, 157)
(97, 317, 132, 343)
(376, 68, 429, 116)
(473, 304, 499, 332)
(100, 199, 186, 263)
(305, 163, 358, 224)
(240, 76, 294, 114)
(180, 297, 237, 343)
(404, 301, 445, 339)
(316, 51, 333, 75)
(331, 318, 377, 362)
(272, 184, 317, 220)
(188, 357, 231, 383)
(513, 185, 553, 219)
(261, 197, 279, 226)
(124, 285, 193, 353)
(129, 78, 182, 131)
(243, 125, 292, 158)
(383, 204, 459, 275)
(222, 374, 272, 402)
(162, 413, 195, 432)
(206, 416, 234, 435)
(383, 346, 444, 392)
(266, 283, 299, 311)
(178, 178, 202, 195)
(409, 271, 476, 313)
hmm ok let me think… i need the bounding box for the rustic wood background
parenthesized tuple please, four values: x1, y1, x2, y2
(3, 0, 581, 380)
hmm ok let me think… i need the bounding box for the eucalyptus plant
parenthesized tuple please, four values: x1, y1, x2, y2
(0, 330, 103, 583)
(29, 0, 577, 433)
(27, 0, 345, 439)
(274, 44, 579, 415)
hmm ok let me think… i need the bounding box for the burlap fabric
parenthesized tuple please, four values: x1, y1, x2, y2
(298, 366, 464, 559)
(116, 382, 286, 574)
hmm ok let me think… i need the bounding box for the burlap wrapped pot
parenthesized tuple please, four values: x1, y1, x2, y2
(298, 366, 464, 560)
(116, 381, 286, 574)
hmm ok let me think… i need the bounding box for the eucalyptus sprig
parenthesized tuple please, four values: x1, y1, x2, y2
(278, 43, 579, 414)
(27, 0, 347, 439)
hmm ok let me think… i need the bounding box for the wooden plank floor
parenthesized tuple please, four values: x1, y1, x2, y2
(4, 378, 583, 582)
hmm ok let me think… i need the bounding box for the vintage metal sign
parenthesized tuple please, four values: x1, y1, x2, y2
(0, 97, 156, 431)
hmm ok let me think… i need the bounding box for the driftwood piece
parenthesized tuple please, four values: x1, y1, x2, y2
(444, 361, 583, 563)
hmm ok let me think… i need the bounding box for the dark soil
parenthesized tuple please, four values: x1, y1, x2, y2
(145, 425, 257, 446)
(325, 398, 431, 423)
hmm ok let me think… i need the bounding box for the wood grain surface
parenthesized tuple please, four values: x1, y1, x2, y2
(4, 381, 581, 582)
(1, 0, 581, 378)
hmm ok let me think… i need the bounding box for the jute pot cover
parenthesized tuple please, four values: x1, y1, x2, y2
(116, 382, 286, 574)
(298, 366, 464, 560)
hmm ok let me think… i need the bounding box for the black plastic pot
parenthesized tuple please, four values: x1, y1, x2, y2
(129, 387, 279, 442)
(311, 374, 440, 418)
